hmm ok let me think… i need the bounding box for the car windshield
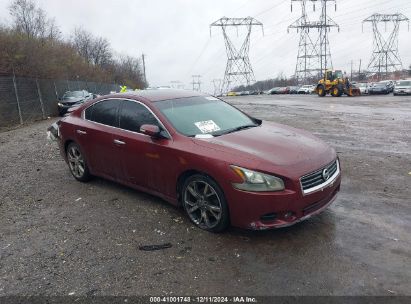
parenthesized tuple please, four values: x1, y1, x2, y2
(397, 81, 411, 86)
(63, 91, 85, 99)
(155, 96, 259, 137)
(358, 83, 367, 87)
(375, 83, 387, 87)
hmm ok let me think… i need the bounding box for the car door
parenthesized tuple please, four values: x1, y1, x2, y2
(115, 99, 173, 193)
(79, 99, 121, 180)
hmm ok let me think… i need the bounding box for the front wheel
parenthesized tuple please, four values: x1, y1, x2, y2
(182, 174, 229, 232)
(331, 86, 343, 97)
(67, 142, 92, 182)
(317, 85, 326, 97)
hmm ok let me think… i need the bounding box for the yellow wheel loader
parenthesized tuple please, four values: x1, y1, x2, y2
(316, 70, 361, 97)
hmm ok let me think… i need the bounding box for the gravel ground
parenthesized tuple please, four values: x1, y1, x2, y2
(0, 94, 410, 296)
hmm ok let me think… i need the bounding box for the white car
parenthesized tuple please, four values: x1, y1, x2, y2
(357, 83, 369, 95)
(298, 85, 315, 94)
(393, 80, 411, 96)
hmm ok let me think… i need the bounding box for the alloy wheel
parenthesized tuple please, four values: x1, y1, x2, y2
(183, 180, 223, 229)
(67, 145, 85, 179)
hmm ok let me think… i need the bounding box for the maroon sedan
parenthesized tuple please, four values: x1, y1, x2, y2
(49, 89, 341, 232)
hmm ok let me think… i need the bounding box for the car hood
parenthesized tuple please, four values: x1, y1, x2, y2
(193, 121, 336, 178)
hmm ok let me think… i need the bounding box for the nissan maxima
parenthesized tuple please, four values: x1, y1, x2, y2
(48, 89, 341, 232)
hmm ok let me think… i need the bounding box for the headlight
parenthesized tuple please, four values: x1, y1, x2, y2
(230, 165, 285, 192)
(58, 102, 63, 106)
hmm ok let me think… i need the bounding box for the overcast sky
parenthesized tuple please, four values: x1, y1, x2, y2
(1, 0, 410, 93)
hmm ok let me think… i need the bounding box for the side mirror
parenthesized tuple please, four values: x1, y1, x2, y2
(140, 124, 161, 138)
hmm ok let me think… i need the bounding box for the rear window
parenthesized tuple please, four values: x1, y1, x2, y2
(85, 99, 120, 127)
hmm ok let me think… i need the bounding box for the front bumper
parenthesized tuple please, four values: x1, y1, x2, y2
(394, 90, 411, 95)
(226, 172, 341, 230)
(47, 122, 60, 143)
(369, 90, 389, 94)
(58, 104, 72, 115)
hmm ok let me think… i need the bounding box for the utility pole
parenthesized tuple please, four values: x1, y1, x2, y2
(191, 75, 202, 91)
(141, 53, 147, 85)
(363, 13, 409, 80)
(350, 60, 353, 81)
(210, 17, 263, 93)
(358, 59, 362, 79)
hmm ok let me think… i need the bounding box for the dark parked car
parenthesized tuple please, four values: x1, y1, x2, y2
(48, 89, 341, 232)
(268, 87, 281, 94)
(249, 91, 261, 95)
(57, 90, 95, 116)
(289, 86, 299, 94)
(369, 81, 393, 95)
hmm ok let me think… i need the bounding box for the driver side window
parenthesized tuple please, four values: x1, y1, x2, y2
(119, 100, 160, 133)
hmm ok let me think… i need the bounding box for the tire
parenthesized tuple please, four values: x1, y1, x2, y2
(331, 86, 342, 97)
(181, 174, 229, 232)
(66, 142, 92, 182)
(317, 85, 326, 97)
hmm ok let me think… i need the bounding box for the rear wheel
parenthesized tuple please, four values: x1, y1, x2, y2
(331, 86, 342, 97)
(317, 85, 326, 97)
(67, 142, 92, 182)
(181, 174, 229, 232)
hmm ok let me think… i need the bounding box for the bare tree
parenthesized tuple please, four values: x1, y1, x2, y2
(72, 27, 112, 67)
(90, 37, 112, 66)
(72, 27, 93, 63)
(9, 0, 60, 40)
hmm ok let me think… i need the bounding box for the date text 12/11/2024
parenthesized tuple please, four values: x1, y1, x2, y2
(149, 296, 257, 303)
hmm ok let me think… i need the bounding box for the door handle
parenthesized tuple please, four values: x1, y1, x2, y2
(114, 139, 126, 145)
(76, 130, 87, 135)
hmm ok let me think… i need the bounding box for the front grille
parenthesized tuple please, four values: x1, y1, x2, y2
(300, 160, 338, 193)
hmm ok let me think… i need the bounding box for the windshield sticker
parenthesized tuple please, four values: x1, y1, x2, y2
(195, 134, 214, 139)
(194, 120, 221, 134)
(205, 96, 219, 101)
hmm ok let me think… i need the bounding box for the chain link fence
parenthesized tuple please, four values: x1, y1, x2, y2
(0, 75, 118, 130)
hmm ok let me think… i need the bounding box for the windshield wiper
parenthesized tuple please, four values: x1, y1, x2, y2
(213, 124, 258, 136)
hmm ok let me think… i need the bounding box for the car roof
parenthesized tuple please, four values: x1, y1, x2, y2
(113, 88, 206, 102)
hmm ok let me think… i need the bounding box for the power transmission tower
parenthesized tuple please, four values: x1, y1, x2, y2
(210, 17, 263, 93)
(170, 80, 185, 89)
(363, 13, 409, 80)
(288, 0, 339, 84)
(212, 79, 222, 96)
(191, 75, 202, 91)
